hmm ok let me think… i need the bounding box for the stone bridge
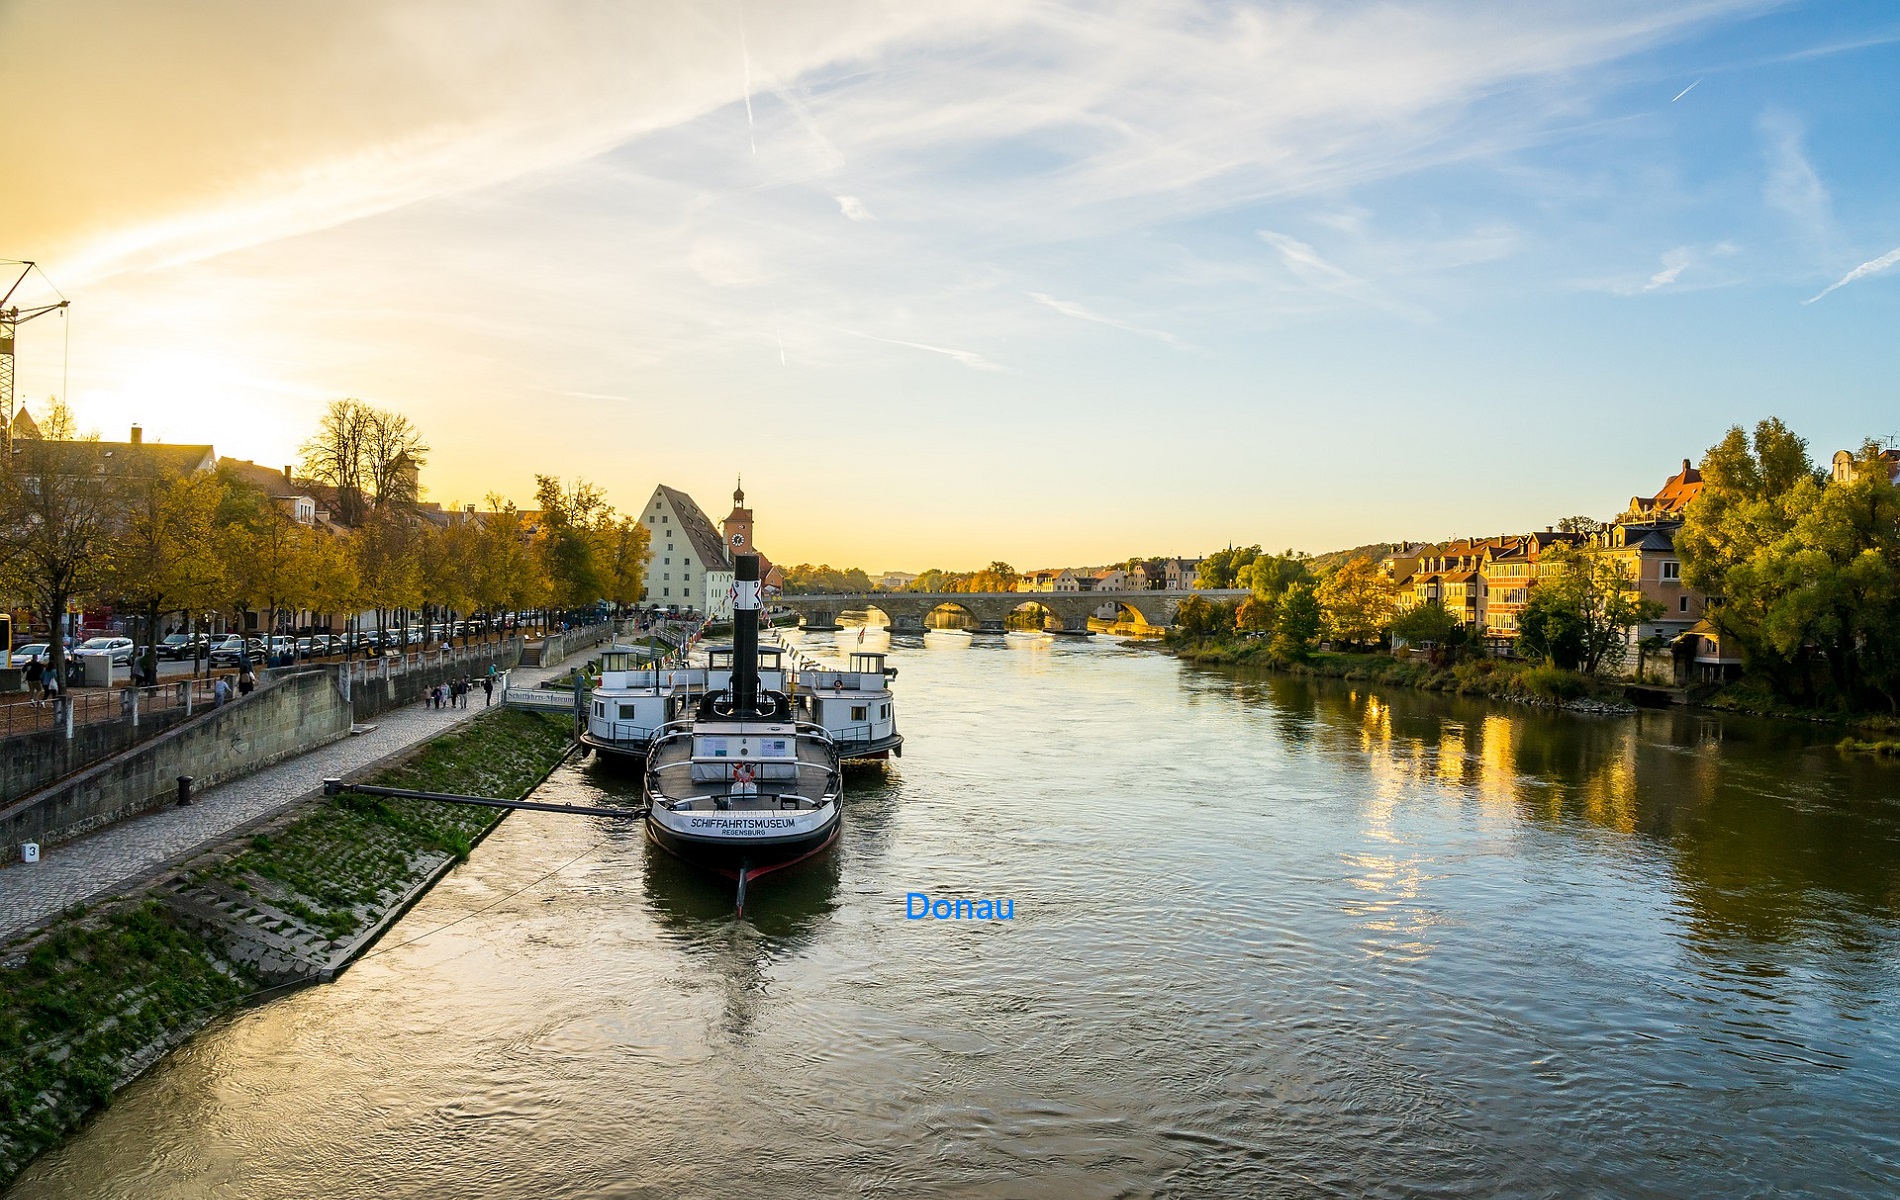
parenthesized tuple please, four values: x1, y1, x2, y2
(776, 590, 1249, 635)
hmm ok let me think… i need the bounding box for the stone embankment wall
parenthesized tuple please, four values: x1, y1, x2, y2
(0, 642, 527, 865)
(2, 706, 199, 807)
(0, 670, 353, 864)
(0, 709, 575, 1191)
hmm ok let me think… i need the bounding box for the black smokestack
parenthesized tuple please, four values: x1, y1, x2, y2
(732, 552, 760, 715)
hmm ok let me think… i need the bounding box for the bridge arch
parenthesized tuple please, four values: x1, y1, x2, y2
(925, 601, 978, 631)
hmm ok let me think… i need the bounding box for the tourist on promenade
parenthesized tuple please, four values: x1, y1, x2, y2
(237, 670, 256, 697)
(24, 656, 43, 707)
(213, 676, 231, 707)
(482, 674, 494, 707)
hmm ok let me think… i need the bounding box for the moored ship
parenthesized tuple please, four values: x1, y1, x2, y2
(644, 552, 843, 900)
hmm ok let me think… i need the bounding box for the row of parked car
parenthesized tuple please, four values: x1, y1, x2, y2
(9, 622, 522, 672)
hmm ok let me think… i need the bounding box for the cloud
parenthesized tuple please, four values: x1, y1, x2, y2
(1027, 291, 1185, 348)
(836, 195, 875, 222)
(1257, 229, 1427, 320)
(1760, 110, 1834, 244)
(1805, 246, 1900, 304)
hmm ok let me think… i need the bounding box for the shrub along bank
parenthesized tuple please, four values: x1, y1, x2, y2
(1162, 636, 1632, 711)
(0, 708, 574, 1190)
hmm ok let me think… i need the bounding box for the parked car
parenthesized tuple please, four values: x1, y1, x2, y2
(157, 632, 205, 660)
(208, 635, 248, 666)
(9, 642, 49, 668)
(72, 636, 135, 667)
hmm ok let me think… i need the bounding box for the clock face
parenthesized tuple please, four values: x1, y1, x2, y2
(731, 533, 745, 547)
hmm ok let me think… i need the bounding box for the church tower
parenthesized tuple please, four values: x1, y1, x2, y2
(721, 477, 753, 555)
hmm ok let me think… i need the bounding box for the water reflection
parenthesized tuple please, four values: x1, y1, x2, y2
(1214, 666, 1900, 950)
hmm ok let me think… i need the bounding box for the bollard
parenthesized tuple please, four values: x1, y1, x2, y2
(176, 775, 194, 806)
(21, 843, 39, 864)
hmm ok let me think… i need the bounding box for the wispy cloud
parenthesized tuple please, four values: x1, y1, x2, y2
(1580, 242, 1739, 296)
(841, 329, 1003, 371)
(836, 195, 875, 222)
(1257, 229, 1426, 320)
(1805, 246, 1900, 304)
(1027, 291, 1186, 348)
(1761, 109, 1834, 245)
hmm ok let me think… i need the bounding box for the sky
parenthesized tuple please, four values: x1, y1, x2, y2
(3, 0, 1897, 571)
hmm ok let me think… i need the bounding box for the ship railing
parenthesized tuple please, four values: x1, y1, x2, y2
(588, 720, 660, 745)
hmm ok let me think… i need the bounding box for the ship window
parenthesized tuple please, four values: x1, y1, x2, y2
(852, 705, 868, 721)
(619, 704, 637, 719)
(881, 704, 889, 718)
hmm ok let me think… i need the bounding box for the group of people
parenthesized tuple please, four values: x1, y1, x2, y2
(21, 655, 61, 709)
(427, 671, 495, 711)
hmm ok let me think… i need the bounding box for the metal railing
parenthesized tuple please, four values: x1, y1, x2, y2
(0, 676, 225, 743)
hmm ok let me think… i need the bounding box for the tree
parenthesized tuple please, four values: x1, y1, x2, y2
(1238, 550, 1310, 601)
(1169, 594, 1235, 640)
(1196, 545, 1262, 589)
(1517, 545, 1663, 675)
(299, 398, 430, 523)
(971, 561, 1017, 592)
(598, 516, 652, 612)
(1517, 583, 1587, 670)
(1557, 515, 1609, 535)
(533, 475, 611, 610)
(0, 404, 117, 682)
(1270, 581, 1321, 659)
(1392, 600, 1460, 649)
(299, 399, 373, 526)
(472, 496, 545, 633)
(234, 502, 318, 650)
(104, 465, 229, 679)
(1315, 558, 1394, 648)
(1677, 418, 1830, 701)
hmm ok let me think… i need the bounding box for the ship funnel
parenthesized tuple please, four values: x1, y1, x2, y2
(732, 552, 761, 715)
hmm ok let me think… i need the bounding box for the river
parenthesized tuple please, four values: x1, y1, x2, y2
(9, 630, 1900, 1198)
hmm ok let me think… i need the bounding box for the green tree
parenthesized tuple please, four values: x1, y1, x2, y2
(1517, 546, 1663, 675)
(1169, 594, 1235, 640)
(1391, 600, 1460, 649)
(1676, 418, 1828, 701)
(1196, 545, 1262, 588)
(1270, 581, 1321, 660)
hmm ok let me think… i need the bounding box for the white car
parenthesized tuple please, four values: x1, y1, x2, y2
(9, 643, 49, 668)
(72, 636, 135, 666)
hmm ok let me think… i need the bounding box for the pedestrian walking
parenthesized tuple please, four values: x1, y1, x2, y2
(213, 675, 231, 707)
(24, 656, 43, 707)
(482, 675, 494, 707)
(237, 670, 255, 697)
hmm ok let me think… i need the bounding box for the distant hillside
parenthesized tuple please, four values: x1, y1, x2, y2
(1309, 541, 1418, 575)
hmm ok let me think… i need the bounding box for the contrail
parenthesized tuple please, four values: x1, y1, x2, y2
(1805, 245, 1900, 304)
(739, 6, 756, 155)
(1671, 79, 1701, 102)
(774, 312, 786, 366)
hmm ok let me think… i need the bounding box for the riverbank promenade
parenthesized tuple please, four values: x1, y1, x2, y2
(0, 658, 579, 942)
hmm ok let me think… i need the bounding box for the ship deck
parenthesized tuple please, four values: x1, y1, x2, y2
(647, 736, 838, 810)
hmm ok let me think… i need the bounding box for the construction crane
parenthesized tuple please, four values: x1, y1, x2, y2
(1, 260, 70, 459)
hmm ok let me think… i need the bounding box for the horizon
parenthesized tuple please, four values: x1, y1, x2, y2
(4, 2, 1896, 569)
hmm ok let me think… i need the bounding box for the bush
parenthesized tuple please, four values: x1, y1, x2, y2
(1519, 663, 1587, 702)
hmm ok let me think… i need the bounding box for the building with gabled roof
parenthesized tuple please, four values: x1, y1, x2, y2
(640, 484, 736, 618)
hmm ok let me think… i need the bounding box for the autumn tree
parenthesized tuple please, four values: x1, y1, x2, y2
(534, 475, 612, 610)
(105, 465, 229, 678)
(0, 400, 117, 682)
(1315, 557, 1395, 648)
(599, 516, 652, 613)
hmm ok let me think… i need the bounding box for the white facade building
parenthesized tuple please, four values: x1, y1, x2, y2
(640, 484, 735, 616)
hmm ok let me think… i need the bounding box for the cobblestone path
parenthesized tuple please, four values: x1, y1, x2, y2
(0, 663, 579, 942)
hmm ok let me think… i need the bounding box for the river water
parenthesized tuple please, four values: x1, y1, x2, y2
(10, 631, 1900, 1198)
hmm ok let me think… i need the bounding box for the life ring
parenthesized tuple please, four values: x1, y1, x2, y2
(831, 678, 844, 689)
(732, 763, 755, 784)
